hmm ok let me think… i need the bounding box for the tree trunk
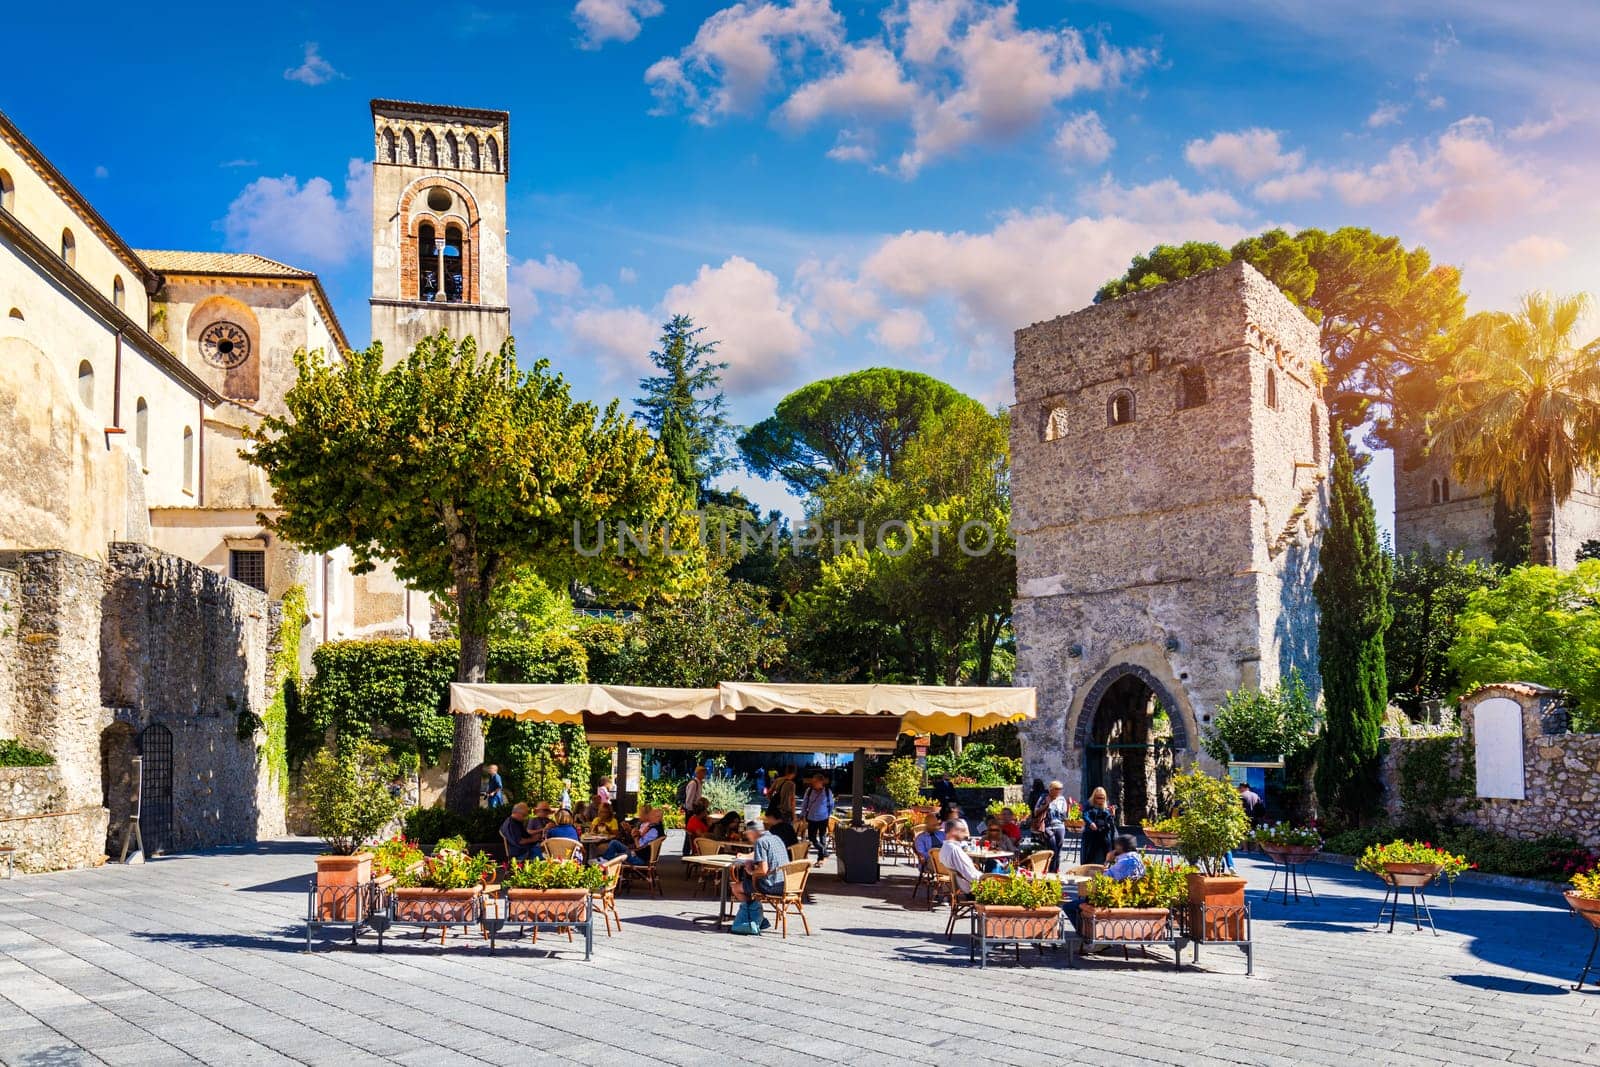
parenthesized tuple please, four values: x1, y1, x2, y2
(444, 552, 494, 816)
(1529, 489, 1556, 567)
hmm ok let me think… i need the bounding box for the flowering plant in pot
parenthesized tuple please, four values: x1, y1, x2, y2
(1143, 816, 1183, 851)
(371, 836, 425, 881)
(1355, 840, 1471, 888)
(1171, 766, 1252, 941)
(304, 741, 402, 920)
(501, 858, 605, 924)
(1079, 857, 1192, 941)
(392, 849, 497, 924)
(1251, 822, 1321, 863)
(973, 871, 1063, 939)
(1567, 868, 1600, 928)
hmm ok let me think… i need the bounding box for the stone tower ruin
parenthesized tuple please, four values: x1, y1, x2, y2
(1011, 261, 1328, 821)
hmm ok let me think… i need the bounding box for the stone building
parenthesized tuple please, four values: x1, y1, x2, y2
(1011, 262, 1329, 821)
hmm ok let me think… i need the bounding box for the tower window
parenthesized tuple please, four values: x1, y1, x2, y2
(421, 130, 437, 166)
(1041, 404, 1069, 442)
(0, 169, 13, 211)
(135, 398, 149, 468)
(1178, 366, 1208, 409)
(1108, 390, 1135, 426)
(444, 131, 459, 167)
(112, 275, 125, 310)
(1431, 479, 1441, 505)
(1266, 368, 1279, 409)
(182, 427, 194, 494)
(465, 133, 480, 169)
(380, 127, 396, 163)
(1441, 478, 1451, 503)
(486, 135, 501, 173)
(418, 223, 438, 301)
(402, 129, 416, 164)
(77, 360, 94, 407)
(229, 549, 267, 592)
(444, 226, 465, 302)
(61, 228, 76, 267)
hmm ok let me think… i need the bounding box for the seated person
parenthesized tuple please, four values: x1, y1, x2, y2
(978, 820, 1017, 872)
(588, 802, 619, 838)
(599, 807, 663, 865)
(937, 819, 983, 897)
(685, 799, 712, 838)
(763, 811, 799, 849)
(730, 821, 788, 913)
(544, 810, 581, 854)
(913, 814, 945, 868)
(499, 802, 542, 861)
(526, 800, 554, 837)
(1063, 834, 1147, 937)
(710, 812, 743, 842)
(995, 807, 1022, 843)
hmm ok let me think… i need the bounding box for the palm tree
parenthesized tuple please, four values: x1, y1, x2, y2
(1430, 292, 1600, 566)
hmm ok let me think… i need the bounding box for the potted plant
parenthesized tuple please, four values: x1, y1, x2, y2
(1060, 799, 1085, 833)
(304, 741, 402, 921)
(1567, 867, 1600, 927)
(1079, 857, 1192, 941)
(1171, 766, 1252, 941)
(501, 858, 606, 924)
(1143, 816, 1183, 851)
(1251, 822, 1321, 865)
(391, 848, 497, 924)
(972, 871, 1063, 940)
(370, 835, 425, 891)
(1201, 670, 1317, 768)
(1355, 840, 1471, 888)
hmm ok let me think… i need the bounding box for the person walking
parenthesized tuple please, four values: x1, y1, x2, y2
(800, 771, 835, 866)
(1031, 780, 1070, 872)
(766, 765, 797, 821)
(683, 765, 707, 814)
(481, 764, 505, 808)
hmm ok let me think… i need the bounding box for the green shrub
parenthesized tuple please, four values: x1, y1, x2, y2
(401, 806, 469, 851)
(973, 872, 1061, 908)
(700, 775, 753, 814)
(1083, 857, 1193, 908)
(1396, 736, 1474, 819)
(303, 740, 401, 855)
(0, 738, 54, 767)
(882, 757, 925, 810)
(1170, 765, 1251, 876)
(1203, 669, 1317, 765)
(502, 857, 607, 891)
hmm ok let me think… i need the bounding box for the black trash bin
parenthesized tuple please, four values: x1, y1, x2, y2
(836, 825, 881, 884)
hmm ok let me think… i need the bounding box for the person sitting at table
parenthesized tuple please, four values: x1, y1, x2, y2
(995, 807, 1022, 843)
(527, 801, 555, 838)
(588, 802, 619, 838)
(500, 803, 542, 861)
(711, 812, 743, 842)
(913, 814, 945, 868)
(1062, 834, 1146, 937)
(599, 807, 663, 865)
(978, 819, 1017, 871)
(685, 799, 712, 838)
(730, 820, 787, 916)
(763, 810, 799, 849)
(937, 819, 983, 898)
(545, 809, 581, 847)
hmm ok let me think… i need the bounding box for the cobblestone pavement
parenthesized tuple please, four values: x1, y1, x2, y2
(1, 839, 1596, 1066)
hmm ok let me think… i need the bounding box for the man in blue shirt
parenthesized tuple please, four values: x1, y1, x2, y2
(1063, 834, 1147, 938)
(732, 820, 788, 906)
(499, 803, 540, 861)
(800, 772, 835, 865)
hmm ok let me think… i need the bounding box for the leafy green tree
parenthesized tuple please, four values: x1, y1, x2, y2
(1314, 429, 1392, 826)
(1385, 550, 1498, 719)
(1492, 493, 1532, 569)
(634, 314, 735, 485)
(1448, 562, 1600, 732)
(1430, 292, 1600, 566)
(250, 333, 683, 814)
(1202, 669, 1318, 766)
(1094, 241, 1231, 302)
(612, 572, 786, 687)
(658, 407, 700, 496)
(739, 368, 978, 495)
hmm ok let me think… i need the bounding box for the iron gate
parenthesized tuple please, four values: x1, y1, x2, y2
(1084, 737, 1176, 828)
(138, 724, 173, 856)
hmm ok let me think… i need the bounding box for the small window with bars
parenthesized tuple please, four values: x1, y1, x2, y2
(229, 549, 267, 592)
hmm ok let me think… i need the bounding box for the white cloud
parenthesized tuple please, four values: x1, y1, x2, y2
(893, 0, 968, 65)
(283, 43, 341, 86)
(1414, 116, 1545, 234)
(797, 259, 881, 332)
(646, 0, 844, 121)
(1053, 110, 1113, 167)
(1507, 111, 1573, 142)
(508, 255, 586, 317)
(778, 43, 919, 127)
(1183, 127, 1301, 183)
(1492, 234, 1570, 269)
(219, 159, 370, 269)
(618, 266, 639, 284)
(93, 165, 109, 179)
(661, 256, 809, 390)
(565, 306, 660, 383)
(1367, 102, 1406, 128)
(1083, 177, 1246, 224)
(872, 307, 934, 351)
(573, 0, 664, 49)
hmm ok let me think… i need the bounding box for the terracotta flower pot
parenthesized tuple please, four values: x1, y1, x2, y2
(393, 886, 482, 924)
(315, 852, 373, 921)
(506, 888, 590, 924)
(976, 905, 1061, 940)
(1078, 904, 1171, 942)
(1260, 844, 1319, 864)
(1062, 820, 1085, 833)
(1566, 892, 1600, 929)
(1381, 862, 1442, 888)
(1186, 873, 1247, 941)
(1143, 829, 1181, 850)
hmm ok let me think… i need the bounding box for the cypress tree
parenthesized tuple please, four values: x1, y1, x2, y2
(658, 407, 699, 498)
(1314, 425, 1392, 826)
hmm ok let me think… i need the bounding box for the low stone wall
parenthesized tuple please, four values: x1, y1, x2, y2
(0, 765, 67, 817)
(0, 765, 108, 871)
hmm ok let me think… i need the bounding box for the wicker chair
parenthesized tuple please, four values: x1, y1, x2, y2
(691, 837, 726, 896)
(788, 840, 810, 863)
(592, 856, 625, 935)
(1022, 849, 1054, 875)
(929, 850, 974, 939)
(754, 859, 814, 938)
(619, 836, 665, 896)
(542, 837, 580, 862)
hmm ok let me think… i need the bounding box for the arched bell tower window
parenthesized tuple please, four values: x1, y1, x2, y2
(443, 225, 465, 302)
(61, 228, 76, 267)
(402, 129, 416, 164)
(421, 130, 437, 166)
(1108, 390, 1135, 426)
(465, 133, 480, 169)
(444, 131, 458, 167)
(486, 135, 501, 173)
(417, 222, 438, 301)
(380, 127, 396, 163)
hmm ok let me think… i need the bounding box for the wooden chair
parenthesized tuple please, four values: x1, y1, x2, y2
(788, 840, 810, 863)
(619, 836, 665, 896)
(1022, 849, 1054, 875)
(754, 860, 814, 938)
(1063, 863, 1105, 877)
(690, 837, 725, 896)
(910, 848, 944, 905)
(542, 837, 580, 861)
(929, 850, 974, 939)
(592, 857, 624, 935)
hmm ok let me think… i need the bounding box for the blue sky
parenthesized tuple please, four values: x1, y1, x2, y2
(9, 1, 1600, 530)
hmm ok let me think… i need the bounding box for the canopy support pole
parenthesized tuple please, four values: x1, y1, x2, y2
(850, 747, 866, 828)
(615, 741, 635, 818)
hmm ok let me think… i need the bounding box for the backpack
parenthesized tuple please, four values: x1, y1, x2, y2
(730, 900, 764, 936)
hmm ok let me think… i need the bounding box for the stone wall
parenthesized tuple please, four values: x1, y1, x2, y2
(0, 766, 109, 872)
(0, 567, 17, 740)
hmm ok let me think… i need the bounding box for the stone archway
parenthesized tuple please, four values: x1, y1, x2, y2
(1074, 664, 1189, 826)
(100, 722, 138, 855)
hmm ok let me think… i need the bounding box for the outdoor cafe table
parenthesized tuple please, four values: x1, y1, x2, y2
(681, 853, 742, 928)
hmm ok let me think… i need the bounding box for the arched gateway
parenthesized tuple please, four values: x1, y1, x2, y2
(1074, 665, 1190, 826)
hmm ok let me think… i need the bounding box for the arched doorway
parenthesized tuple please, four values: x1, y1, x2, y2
(1076, 666, 1188, 827)
(100, 723, 138, 855)
(138, 724, 174, 856)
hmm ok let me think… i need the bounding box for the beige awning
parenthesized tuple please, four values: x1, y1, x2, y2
(449, 683, 725, 723)
(717, 682, 1036, 736)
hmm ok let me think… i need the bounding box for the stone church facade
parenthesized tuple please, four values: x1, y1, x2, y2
(1011, 263, 1328, 820)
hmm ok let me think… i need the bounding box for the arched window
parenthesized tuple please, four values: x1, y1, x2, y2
(1441, 478, 1451, 503)
(6, 307, 21, 321)
(1431, 479, 1441, 505)
(1178, 365, 1207, 409)
(417, 222, 438, 301)
(444, 225, 465, 302)
(0, 169, 13, 211)
(134, 398, 149, 467)
(182, 427, 195, 494)
(77, 360, 94, 407)
(1265, 368, 1279, 409)
(444, 131, 458, 167)
(465, 133, 480, 169)
(112, 275, 125, 310)
(402, 129, 416, 164)
(1108, 390, 1135, 426)
(380, 127, 396, 163)
(486, 135, 501, 173)
(61, 228, 76, 266)
(421, 130, 437, 166)
(1041, 404, 1068, 442)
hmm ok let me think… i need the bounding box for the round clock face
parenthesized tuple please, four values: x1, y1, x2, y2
(199, 321, 251, 369)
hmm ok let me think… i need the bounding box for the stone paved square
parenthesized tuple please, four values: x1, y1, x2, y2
(2, 841, 1596, 1066)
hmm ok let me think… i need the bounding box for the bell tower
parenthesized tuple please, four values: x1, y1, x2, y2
(369, 99, 510, 361)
